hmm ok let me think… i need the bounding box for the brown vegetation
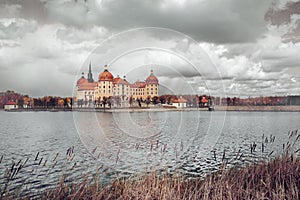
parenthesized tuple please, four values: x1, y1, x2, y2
(39, 154, 299, 200)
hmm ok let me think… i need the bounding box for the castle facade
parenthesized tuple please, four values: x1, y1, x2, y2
(76, 64, 159, 106)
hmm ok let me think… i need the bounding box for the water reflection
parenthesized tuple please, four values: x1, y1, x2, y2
(75, 111, 203, 172)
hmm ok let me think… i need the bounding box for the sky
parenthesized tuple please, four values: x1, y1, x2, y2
(0, 0, 300, 97)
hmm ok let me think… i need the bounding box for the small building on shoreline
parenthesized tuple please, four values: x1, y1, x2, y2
(4, 101, 18, 110)
(171, 97, 187, 108)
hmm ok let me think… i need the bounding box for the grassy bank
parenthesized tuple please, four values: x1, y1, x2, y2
(36, 154, 299, 200)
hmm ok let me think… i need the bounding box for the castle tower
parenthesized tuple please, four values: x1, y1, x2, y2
(95, 65, 114, 101)
(145, 69, 159, 97)
(87, 61, 94, 83)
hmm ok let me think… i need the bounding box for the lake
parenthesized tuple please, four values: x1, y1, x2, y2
(0, 110, 299, 196)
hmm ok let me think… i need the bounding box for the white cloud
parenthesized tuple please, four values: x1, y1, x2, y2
(0, 18, 37, 39)
(0, 4, 21, 18)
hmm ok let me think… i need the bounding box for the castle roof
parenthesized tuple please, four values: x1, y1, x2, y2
(99, 65, 114, 81)
(130, 81, 146, 88)
(146, 70, 158, 85)
(77, 76, 88, 86)
(113, 76, 130, 85)
(77, 82, 97, 91)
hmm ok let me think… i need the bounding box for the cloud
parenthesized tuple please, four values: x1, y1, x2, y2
(0, 3, 21, 18)
(3, 0, 272, 44)
(266, 1, 300, 43)
(0, 23, 92, 96)
(56, 26, 108, 44)
(265, 1, 300, 25)
(0, 18, 37, 40)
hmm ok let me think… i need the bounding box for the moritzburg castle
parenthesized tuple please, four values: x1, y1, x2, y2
(76, 63, 159, 106)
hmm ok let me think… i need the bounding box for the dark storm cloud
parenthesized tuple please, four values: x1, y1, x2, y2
(0, 0, 47, 22)
(145, 64, 202, 79)
(2, 0, 272, 44)
(266, 1, 300, 43)
(282, 20, 300, 43)
(95, 0, 268, 43)
(265, 1, 300, 25)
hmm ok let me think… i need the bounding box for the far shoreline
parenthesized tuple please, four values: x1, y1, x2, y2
(2, 105, 300, 112)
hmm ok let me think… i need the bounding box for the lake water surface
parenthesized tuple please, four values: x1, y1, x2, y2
(0, 110, 299, 196)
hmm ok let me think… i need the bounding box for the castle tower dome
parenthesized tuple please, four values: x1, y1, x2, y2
(99, 65, 114, 81)
(77, 72, 88, 86)
(146, 69, 159, 85)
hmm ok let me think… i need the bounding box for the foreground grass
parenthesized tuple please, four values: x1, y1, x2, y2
(39, 154, 300, 200)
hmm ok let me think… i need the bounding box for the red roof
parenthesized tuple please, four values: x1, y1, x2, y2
(78, 82, 97, 91)
(99, 69, 114, 81)
(146, 70, 158, 84)
(146, 75, 158, 84)
(5, 101, 17, 105)
(172, 98, 187, 103)
(113, 77, 130, 85)
(201, 98, 209, 103)
(130, 81, 146, 88)
(77, 76, 88, 86)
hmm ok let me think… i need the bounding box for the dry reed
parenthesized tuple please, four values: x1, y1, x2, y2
(36, 153, 300, 200)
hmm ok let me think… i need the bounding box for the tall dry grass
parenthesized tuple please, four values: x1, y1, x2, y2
(38, 154, 299, 200)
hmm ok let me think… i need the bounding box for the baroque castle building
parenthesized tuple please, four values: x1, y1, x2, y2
(76, 63, 159, 106)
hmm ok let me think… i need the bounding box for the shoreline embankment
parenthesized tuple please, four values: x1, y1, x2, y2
(2, 105, 300, 112)
(214, 105, 300, 112)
